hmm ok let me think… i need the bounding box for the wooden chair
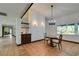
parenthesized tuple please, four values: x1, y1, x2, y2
(44, 33, 50, 44)
(53, 34, 63, 50)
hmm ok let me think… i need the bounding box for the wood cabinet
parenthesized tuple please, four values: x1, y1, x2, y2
(21, 34, 31, 44)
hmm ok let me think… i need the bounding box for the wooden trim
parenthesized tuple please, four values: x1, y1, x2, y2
(17, 44, 22, 46)
(31, 39, 79, 44)
(21, 27, 29, 28)
(45, 37, 79, 44)
(21, 22, 29, 25)
(21, 3, 33, 19)
(17, 39, 79, 46)
(2, 26, 4, 37)
(50, 38, 79, 44)
(62, 39, 79, 44)
(31, 39, 44, 43)
(0, 36, 2, 38)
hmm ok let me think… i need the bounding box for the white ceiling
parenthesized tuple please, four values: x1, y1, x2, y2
(31, 3, 79, 19)
(0, 3, 31, 18)
(1, 3, 79, 21)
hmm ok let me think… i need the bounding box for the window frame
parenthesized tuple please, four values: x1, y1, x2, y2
(57, 24, 75, 35)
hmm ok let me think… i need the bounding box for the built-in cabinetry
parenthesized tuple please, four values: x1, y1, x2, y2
(21, 22, 31, 44)
(21, 34, 31, 44)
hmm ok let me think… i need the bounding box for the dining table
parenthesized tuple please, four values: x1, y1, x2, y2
(46, 36, 58, 47)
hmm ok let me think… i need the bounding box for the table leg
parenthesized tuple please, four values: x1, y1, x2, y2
(50, 38, 54, 47)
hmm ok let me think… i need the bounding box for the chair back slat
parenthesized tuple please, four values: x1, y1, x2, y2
(59, 34, 63, 43)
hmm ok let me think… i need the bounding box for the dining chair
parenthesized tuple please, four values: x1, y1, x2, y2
(44, 33, 50, 44)
(53, 34, 63, 50)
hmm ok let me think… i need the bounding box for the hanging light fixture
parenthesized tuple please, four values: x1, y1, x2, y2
(48, 5, 56, 25)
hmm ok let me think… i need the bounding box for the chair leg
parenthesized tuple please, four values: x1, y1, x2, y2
(58, 44, 62, 50)
(60, 44, 62, 50)
(44, 39, 48, 44)
(46, 40, 48, 44)
(44, 39, 45, 44)
(58, 44, 60, 50)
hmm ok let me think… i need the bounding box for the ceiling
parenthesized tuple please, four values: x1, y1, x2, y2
(31, 3, 79, 19)
(1, 3, 79, 20)
(0, 3, 31, 18)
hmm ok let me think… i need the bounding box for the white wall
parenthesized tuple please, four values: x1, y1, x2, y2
(30, 10, 45, 41)
(22, 12, 29, 23)
(0, 24, 2, 37)
(16, 18, 22, 45)
(0, 16, 16, 25)
(63, 35, 79, 42)
(21, 8, 45, 42)
(45, 13, 79, 42)
(0, 16, 22, 45)
(56, 12, 79, 25)
(45, 12, 79, 42)
(0, 16, 16, 37)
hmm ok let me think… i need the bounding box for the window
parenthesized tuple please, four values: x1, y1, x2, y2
(78, 23, 79, 34)
(57, 26, 61, 34)
(57, 25, 66, 34)
(57, 24, 75, 34)
(66, 24, 75, 34)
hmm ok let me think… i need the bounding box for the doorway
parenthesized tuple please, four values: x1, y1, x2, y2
(2, 25, 13, 38)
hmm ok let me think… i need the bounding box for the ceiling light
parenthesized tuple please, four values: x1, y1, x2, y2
(48, 5, 56, 25)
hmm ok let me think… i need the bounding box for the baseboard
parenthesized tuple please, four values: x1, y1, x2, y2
(62, 39, 79, 44)
(31, 39, 79, 44)
(17, 39, 79, 46)
(17, 44, 22, 46)
(31, 39, 44, 43)
(12, 35, 16, 37)
(0, 36, 2, 38)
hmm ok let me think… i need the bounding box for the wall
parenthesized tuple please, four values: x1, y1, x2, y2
(0, 16, 16, 25)
(30, 10, 45, 41)
(22, 11, 29, 23)
(16, 18, 22, 45)
(22, 9, 31, 34)
(0, 16, 22, 45)
(56, 12, 79, 25)
(46, 12, 79, 43)
(45, 12, 79, 42)
(0, 24, 2, 37)
(63, 35, 79, 42)
(0, 16, 16, 37)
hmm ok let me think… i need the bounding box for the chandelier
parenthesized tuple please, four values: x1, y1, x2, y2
(48, 5, 56, 25)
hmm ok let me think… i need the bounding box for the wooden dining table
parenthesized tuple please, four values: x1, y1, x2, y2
(46, 37, 58, 47)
